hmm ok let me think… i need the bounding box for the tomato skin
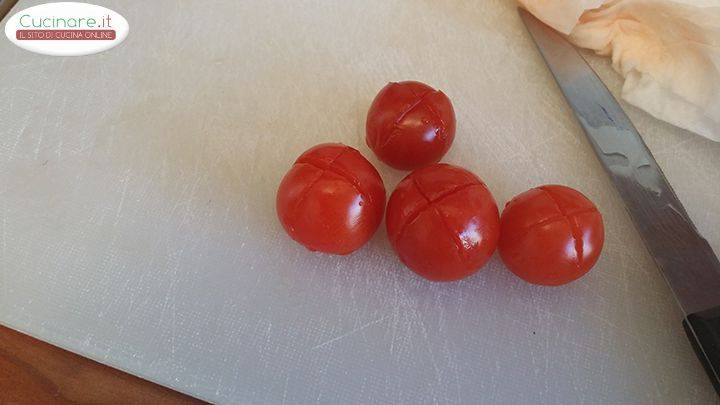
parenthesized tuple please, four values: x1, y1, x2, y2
(498, 185, 604, 286)
(366, 81, 456, 171)
(276, 143, 386, 255)
(386, 164, 500, 281)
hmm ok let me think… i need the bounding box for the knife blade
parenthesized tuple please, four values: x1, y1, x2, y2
(518, 7, 720, 394)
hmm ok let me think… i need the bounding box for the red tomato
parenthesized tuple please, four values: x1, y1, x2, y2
(498, 185, 604, 286)
(386, 164, 500, 281)
(366, 81, 456, 170)
(276, 143, 386, 255)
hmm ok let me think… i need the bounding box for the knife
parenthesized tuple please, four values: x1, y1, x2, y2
(518, 8, 720, 394)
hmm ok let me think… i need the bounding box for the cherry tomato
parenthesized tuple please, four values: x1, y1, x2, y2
(498, 185, 604, 286)
(276, 143, 386, 255)
(366, 81, 456, 170)
(386, 163, 500, 281)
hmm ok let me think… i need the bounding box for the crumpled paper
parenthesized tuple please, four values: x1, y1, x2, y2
(519, 0, 720, 142)
(520, 0, 607, 35)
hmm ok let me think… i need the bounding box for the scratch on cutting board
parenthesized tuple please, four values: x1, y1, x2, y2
(311, 316, 387, 350)
(280, 374, 290, 405)
(415, 306, 443, 395)
(35, 59, 66, 157)
(584, 310, 645, 345)
(10, 107, 32, 157)
(1, 205, 6, 258)
(114, 169, 132, 225)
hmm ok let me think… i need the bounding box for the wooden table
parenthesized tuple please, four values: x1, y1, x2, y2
(0, 325, 201, 403)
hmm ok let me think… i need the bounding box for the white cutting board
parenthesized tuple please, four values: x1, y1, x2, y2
(1, 0, 719, 403)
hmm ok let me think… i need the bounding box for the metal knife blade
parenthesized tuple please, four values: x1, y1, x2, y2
(519, 7, 720, 391)
(518, 7, 720, 316)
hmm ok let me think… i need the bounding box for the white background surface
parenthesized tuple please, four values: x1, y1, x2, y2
(1, 0, 720, 403)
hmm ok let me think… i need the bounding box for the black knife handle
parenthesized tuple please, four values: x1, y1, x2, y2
(683, 306, 720, 395)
